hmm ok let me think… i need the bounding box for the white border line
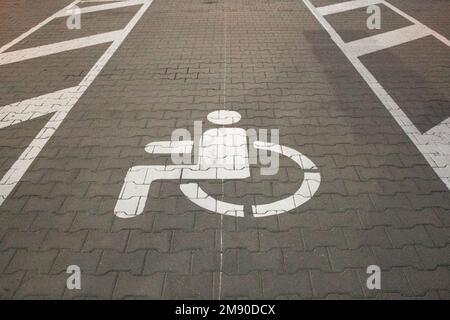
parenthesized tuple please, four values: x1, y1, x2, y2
(345, 24, 430, 57)
(0, 0, 154, 206)
(0, 30, 122, 65)
(382, 1, 450, 46)
(302, 0, 450, 189)
(317, 0, 382, 16)
(0, 1, 80, 54)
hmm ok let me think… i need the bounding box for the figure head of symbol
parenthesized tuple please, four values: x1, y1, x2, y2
(207, 110, 241, 125)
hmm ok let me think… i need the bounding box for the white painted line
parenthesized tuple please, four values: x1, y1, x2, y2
(346, 24, 430, 57)
(0, 1, 80, 54)
(56, 0, 145, 18)
(316, 0, 382, 16)
(0, 0, 155, 207)
(0, 30, 122, 66)
(145, 140, 194, 154)
(0, 87, 79, 129)
(302, 0, 450, 190)
(382, 1, 450, 47)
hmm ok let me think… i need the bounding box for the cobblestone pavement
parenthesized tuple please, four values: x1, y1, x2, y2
(0, 0, 449, 299)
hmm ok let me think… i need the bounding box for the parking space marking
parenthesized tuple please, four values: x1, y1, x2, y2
(346, 24, 429, 57)
(302, 0, 450, 189)
(0, 30, 122, 65)
(317, 0, 382, 16)
(382, 1, 450, 47)
(0, 0, 154, 206)
(0, 1, 79, 54)
(0, 87, 79, 128)
(55, 0, 145, 17)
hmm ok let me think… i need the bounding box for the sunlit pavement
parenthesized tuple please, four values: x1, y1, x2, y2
(0, 0, 449, 299)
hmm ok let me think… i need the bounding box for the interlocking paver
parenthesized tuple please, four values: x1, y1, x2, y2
(6, 249, 59, 274)
(0, 0, 448, 300)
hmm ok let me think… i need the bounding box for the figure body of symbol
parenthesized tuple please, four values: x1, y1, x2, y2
(115, 110, 320, 218)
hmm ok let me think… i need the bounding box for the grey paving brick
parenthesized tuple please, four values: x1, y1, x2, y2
(284, 248, 331, 272)
(70, 212, 114, 232)
(126, 230, 172, 252)
(415, 246, 450, 270)
(220, 272, 263, 300)
(114, 272, 164, 299)
(405, 267, 450, 296)
(310, 270, 364, 298)
(328, 247, 377, 272)
(31, 212, 76, 232)
(191, 250, 221, 275)
(222, 230, 260, 251)
(97, 250, 146, 275)
(41, 230, 88, 251)
(83, 230, 129, 252)
(163, 273, 214, 299)
(6, 249, 58, 274)
(51, 249, 102, 275)
(232, 248, 285, 275)
(424, 225, 450, 247)
(0, 271, 25, 299)
(152, 212, 196, 232)
(302, 228, 347, 250)
(63, 272, 117, 299)
(143, 250, 191, 275)
(15, 272, 66, 299)
(258, 229, 304, 251)
(0, 249, 15, 273)
(172, 229, 216, 252)
(0, 230, 47, 250)
(356, 268, 414, 298)
(261, 270, 313, 299)
(343, 227, 392, 249)
(111, 213, 156, 232)
(372, 246, 424, 270)
(385, 226, 435, 248)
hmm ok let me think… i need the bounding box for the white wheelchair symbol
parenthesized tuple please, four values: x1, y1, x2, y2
(114, 110, 321, 218)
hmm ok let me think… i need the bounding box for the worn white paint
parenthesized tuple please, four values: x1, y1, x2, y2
(0, 31, 122, 66)
(0, 0, 154, 207)
(252, 142, 320, 217)
(207, 110, 241, 125)
(114, 111, 321, 218)
(316, 0, 382, 16)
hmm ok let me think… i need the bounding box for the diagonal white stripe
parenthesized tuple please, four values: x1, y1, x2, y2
(302, 0, 450, 190)
(0, 87, 81, 129)
(346, 24, 430, 57)
(316, 0, 382, 16)
(0, 0, 81, 54)
(0, 0, 155, 206)
(56, 0, 145, 18)
(0, 30, 122, 66)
